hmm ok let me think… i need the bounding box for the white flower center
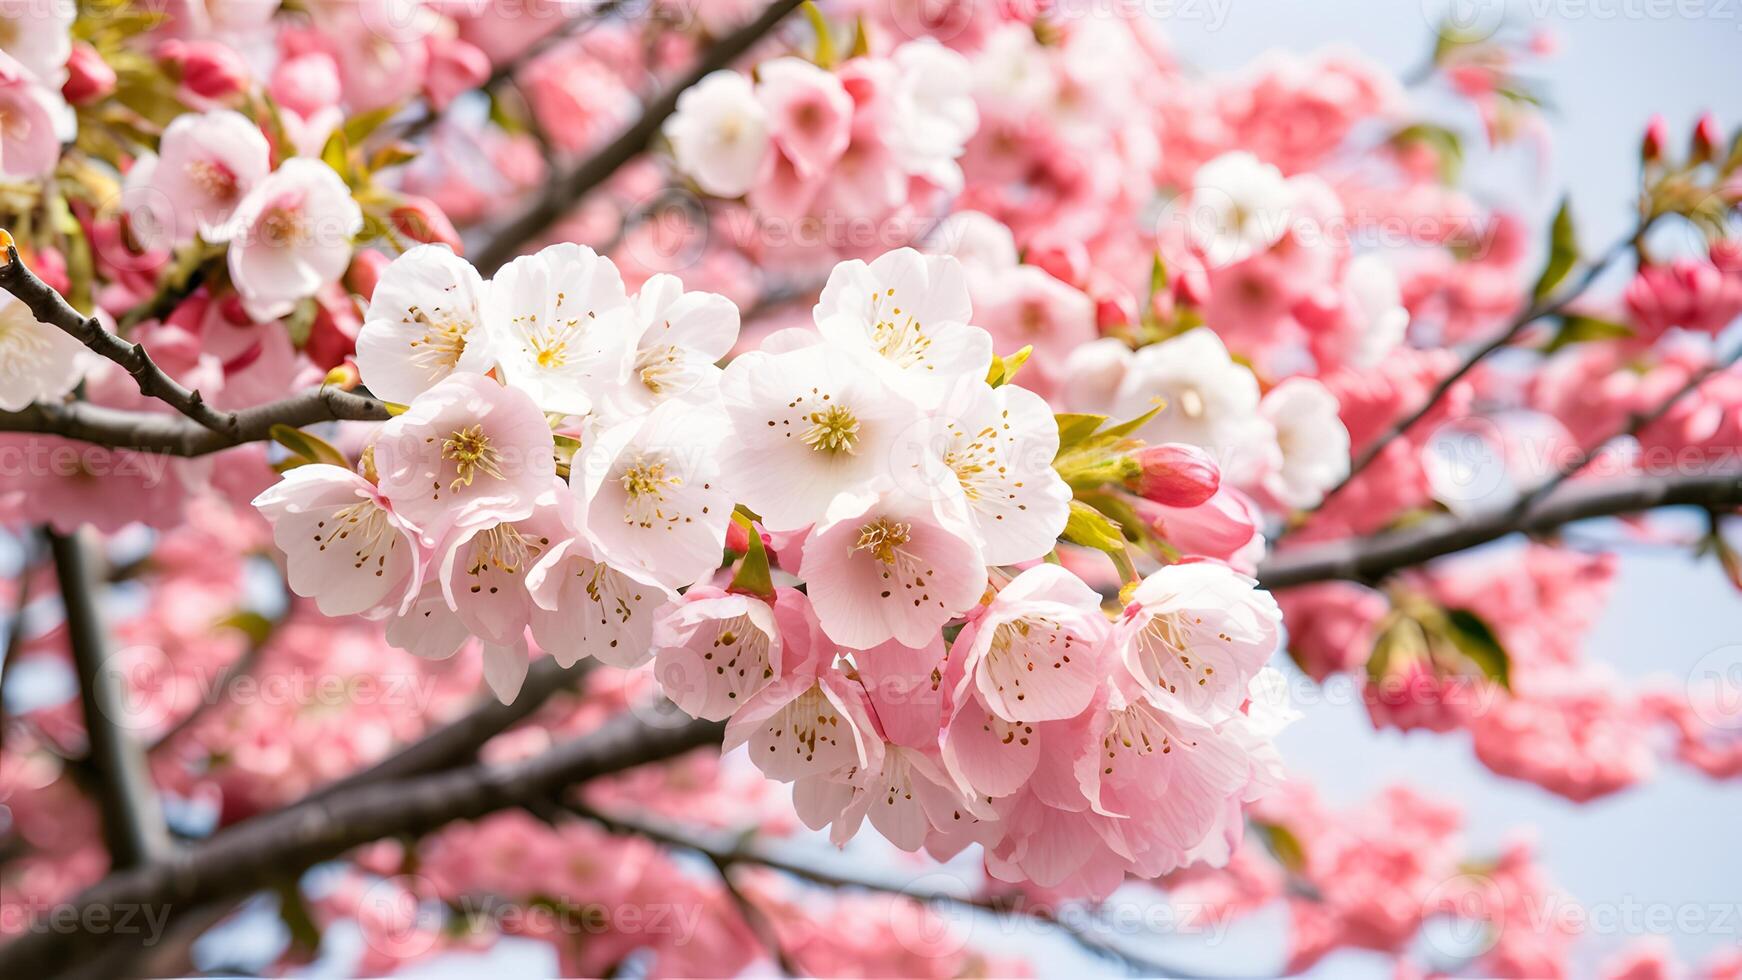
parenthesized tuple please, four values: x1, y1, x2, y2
(441, 424, 504, 490)
(620, 454, 684, 529)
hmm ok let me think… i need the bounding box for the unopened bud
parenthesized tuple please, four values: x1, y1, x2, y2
(1124, 443, 1220, 507)
(1709, 238, 1742, 275)
(160, 40, 250, 101)
(1691, 112, 1721, 165)
(63, 43, 116, 106)
(390, 196, 464, 255)
(345, 249, 392, 301)
(1642, 113, 1668, 164)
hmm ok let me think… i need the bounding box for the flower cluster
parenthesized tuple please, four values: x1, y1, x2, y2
(251, 240, 1292, 893)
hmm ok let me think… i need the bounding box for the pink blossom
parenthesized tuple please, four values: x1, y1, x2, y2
(221, 158, 363, 321)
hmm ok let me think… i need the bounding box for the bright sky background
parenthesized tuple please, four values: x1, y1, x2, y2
(180, 2, 1742, 976)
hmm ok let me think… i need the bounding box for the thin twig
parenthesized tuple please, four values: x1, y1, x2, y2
(1258, 470, 1742, 589)
(1293, 233, 1638, 529)
(1, 245, 231, 432)
(0, 383, 390, 456)
(1506, 343, 1742, 519)
(471, 0, 807, 274)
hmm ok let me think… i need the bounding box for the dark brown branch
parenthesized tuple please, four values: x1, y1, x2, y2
(304, 656, 593, 802)
(0, 712, 722, 978)
(1258, 470, 1742, 590)
(1, 245, 231, 432)
(471, 0, 807, 274)
(0, 384, 390, 456)
(45, 528, 173, 869)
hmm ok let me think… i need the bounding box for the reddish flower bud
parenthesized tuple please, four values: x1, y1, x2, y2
(390, 195, 464, 255)
(160, 40, 249, 101)
(62, 43, 116, 106)
(1026, 239, 1088, 287)
(306, 287, 361, 371)
(1173, 266, 1210, 308)
(1691, 112, 1721, 165)
(345, 249, 392, 301)
(1125, 443, 1220, 507)
(1087, 274, 1136, 331)
(1709, 238, 1742, 275)
(1642, 113, 1668, 163)
(424, 37, 491, 113)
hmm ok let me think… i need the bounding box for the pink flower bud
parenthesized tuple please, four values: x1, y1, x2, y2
(424, 37, 491, 113)
(345, 249, 392, 300)
(1087, 274, 1136, 331)
(28, 246, 69, 296)
(306, 286, 361, 370)
(1710, 238, 1742, 275)
(390, 195, 464, 255)
(1126, 443, 1220, 507)
(269, 52, 341, 118)
(160, 40, 250, 101)
(1691, 112, 1721, 165)
(1026, 239, 1088, 286)
(62, 43, 116, 106)
(1173, 266, 1210, 308)
(1642, 113, 1668, 163)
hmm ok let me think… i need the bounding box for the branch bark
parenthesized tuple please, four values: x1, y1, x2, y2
(0, 384, 390, 456)
(1, 245, 231, 433)
(470, 0, 807, 274)
(0, 711, 722, 978)
(1257, 470, 1742, 590)
(45, 528, 172, 869)
(1297, 235, 1637, 524)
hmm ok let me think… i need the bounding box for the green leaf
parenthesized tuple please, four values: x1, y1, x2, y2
(1096, 403, 1164, 441)
(341, 104, 401, 147)
(269, 424, 350, 470)
(1054, 413, 1107, 450)
(728, 511, 775, 599)
(1531, 197, 1578, 300)
(1061, 500, 1126, 553)
(1148, 253, 1168, 298)
(215, 610, 276, 646)
(801, 1, 837, 69)
(1442, 608, 1511, 690)
(1541, 314, 1633, 353)
(985, 345, 1033, 387)
(1255, 821, 1307, 874)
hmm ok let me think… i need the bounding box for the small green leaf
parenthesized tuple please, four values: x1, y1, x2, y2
(341, 104, 401, 147)
(215, 610, 275, 646)
(728, 511, 775, 599)
(1096, 403, 1164, 441)
(1061, 500, 1127, 554)
(1442, 608, 1511, 690)
(1055, 413, 1107, 450)
(269, 424, 350, 470)
(1255, 821, 1307, 874)
(986, 345, 1033, 387)
(1541, 314, 1633, 353)
(801, 1, 836, 69)
(1148, 253, 1168, 298)
(1531, 197, 1578, 300)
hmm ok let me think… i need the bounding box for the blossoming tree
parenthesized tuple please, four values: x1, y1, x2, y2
(1, 1, 1739, 976)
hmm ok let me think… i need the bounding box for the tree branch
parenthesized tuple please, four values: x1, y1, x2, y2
(45, 528, 173, 869)
(0, 384, 390, 456)
(0, 712, 722, 978)
(1, 245, 232, 433)
(1296, 234, 1638, 526)
(470, 0, 807, 274)
(1258, 470, 1742, 590)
